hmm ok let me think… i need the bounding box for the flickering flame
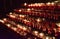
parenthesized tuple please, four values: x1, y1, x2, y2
(6, 24, 11, 27)
(33, 31, 38, 36)
(11, 27, 17, 31)
(9, 12, 12, 15)
(17, 24, 23, 29)
(54, 1, 58, 3)
(58, 28, 60, 32)
(39, 33, 44, 38)
(27, 8, 31, 11)
(36, 18, 41, 22)
(3, 18, 7, 21)
(19, 9, 22, 12)
(46, 36, 49, 39)
(0, 20, 4, 23)
(56, 23, 60, 27)
(10, 15, 16, 18)
(53, 37, 56, 39)
(23, 19, 30, 22)
(23, 27, 27, 31)
(19, 15, 25, 18)
(46, 2, 51, 6)
(51, 2, 54, 5)
(24, 3, 27, 6)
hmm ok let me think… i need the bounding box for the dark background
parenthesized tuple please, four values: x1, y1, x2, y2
(0, 0, 59, 39)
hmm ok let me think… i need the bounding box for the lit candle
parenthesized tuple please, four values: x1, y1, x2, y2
(19, 9, 22, 12)
(33, 31, 38, 36)
(46, 36, 49, 39)
(6, 24, 11, 27)
(56, 23, 60, 27)
(24, 3, 27, 6)
(39, 33, 44, 38)
(0, 20, 4, 23)
(10, 15, 16, 18)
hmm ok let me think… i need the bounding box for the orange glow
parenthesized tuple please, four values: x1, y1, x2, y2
(36, 18, 41, 22)
(17, 24, 23, 29)
(34, 31, 38, 34)
(10, 15, 16, 18)
(19, 15, 25, 18)
(46, 37, 49, 39)
(51, 2, 54, 5)
(23, 19, 30, 22)
(9, 12, 12, 15)
(27, 8, 31, 11)
(3, 18, 7, 21)
(53, 37, 55, 39)
(58, 28, 60, 32)
(24, 3, 27, 6)
(56, 23, 60, 27)
(11, 27, 17, 31)
(6, 24, 11, 27)
(39, 33, 44, 38)
(0, 20, 4, 23)
(54, 1, 58, 3)
(23, 27, 27, 31)
(19, 9, 22, 12)
(33, 31, 38, 36)
(46, 2, 51, 6)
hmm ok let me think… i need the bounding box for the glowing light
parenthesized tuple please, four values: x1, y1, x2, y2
(39, 33, 44, 38)
(38, 3, 41, 6)
(39, 4, 42, 7)
(56, 23, 60, 27)
(23, 27, 27, 31)
(0, 20, 4, 23)
(27, 8, 31, 11)
(6, 24, 11, 27)
(34, 31, 38, 34)
(54, 1, 58, 3)
(28, 5, 31, 6)
(32, 4, 35, 6)
(46, 2, 51, 6)
(35, 3, 38, 6)
(53, 28, 57, 33)
(33, 31, 38, 35)
(42, 18, 45, 21)
(17, 24, 23, 29)
(11, 27, 17, 31)
(51, 2, 55, 5)
(24, 3, 27, 6)
(53, 37, 55, 39)
(23, 19, 27, 21)
(19, 15, 25, 18)
(46, 36, 49, 39)
(19, 9, 22, 12)
(23, 19, 30, 22)
(3, 18, 7, 21)
(10, 15, 16, 18)
(9, 12, 12, 15)
(28, 4, 34, 7)
(36, 18, 41, 22)
(58, 28, 60, 32)
(40, 3, 45, 6)
(29, 3, 45, 7)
